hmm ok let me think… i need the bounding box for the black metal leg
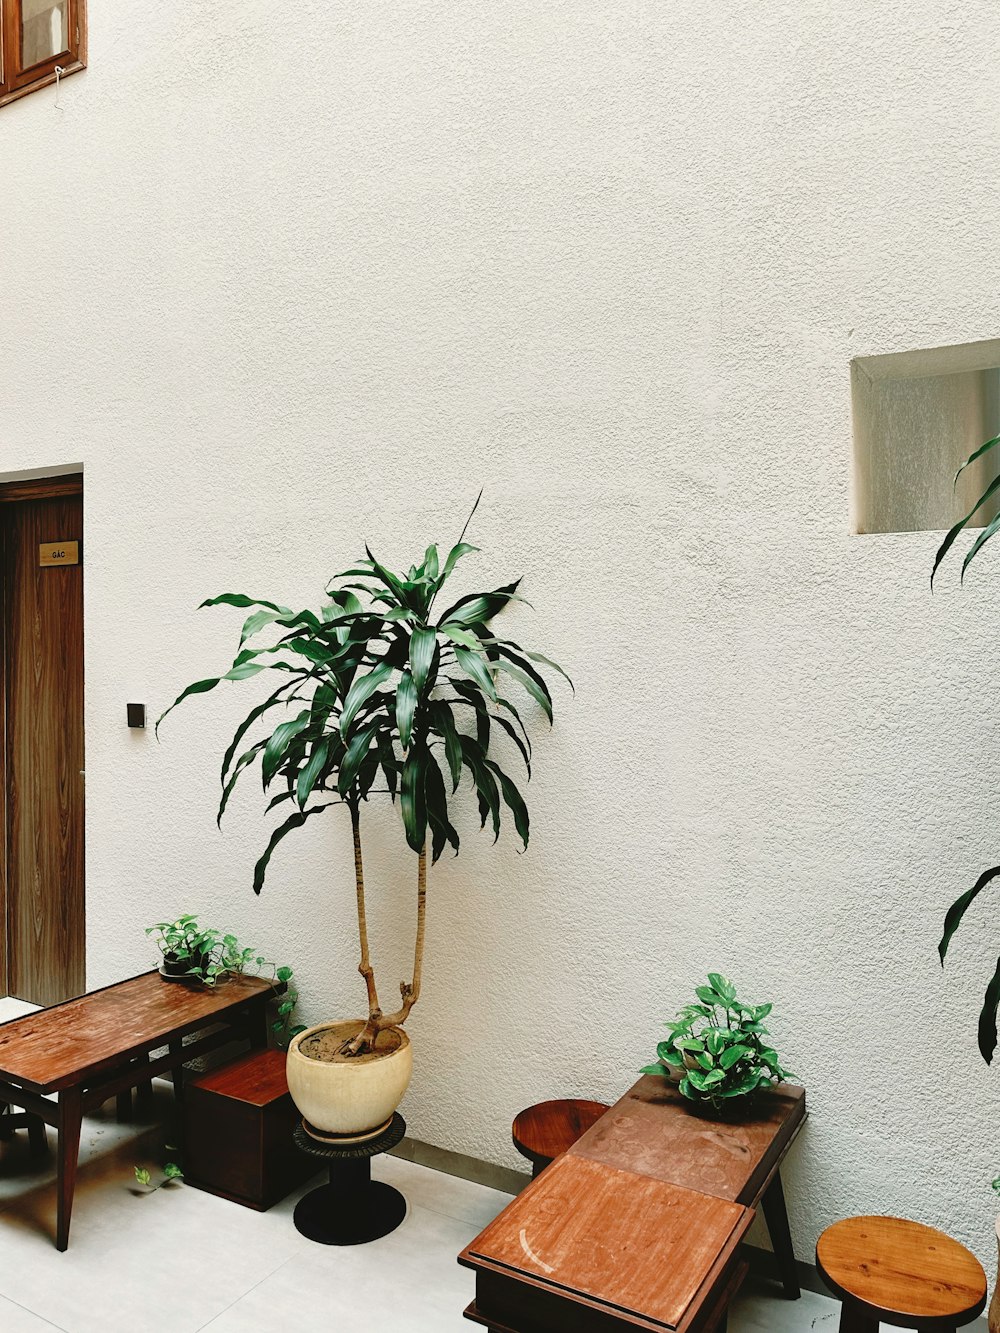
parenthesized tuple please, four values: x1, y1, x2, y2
(761, 1171, 800, 1299)
(839, 1302, 878, 1333)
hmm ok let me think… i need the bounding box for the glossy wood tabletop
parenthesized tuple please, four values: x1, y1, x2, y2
(570, 1073, 805, 1205)
(463, 1152, 753, 1331)
(512, 1098, 610, 1170)
(188, 1047, 290, 1106)
(816, 1215, 987, 1324)
(0, 970, 273, 1091)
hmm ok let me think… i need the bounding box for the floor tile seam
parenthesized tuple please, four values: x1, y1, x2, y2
(192, 1250, 299, 1331)
(1, 1291, 68, 1333)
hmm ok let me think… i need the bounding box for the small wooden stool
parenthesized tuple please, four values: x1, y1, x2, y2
(512, 1098, 609, 1178)
(0, 1104, 47, 1156)
(816, 1215, 987, 1332)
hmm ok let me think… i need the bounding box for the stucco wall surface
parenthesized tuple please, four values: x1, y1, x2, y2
(3, 0, 1000, 1272)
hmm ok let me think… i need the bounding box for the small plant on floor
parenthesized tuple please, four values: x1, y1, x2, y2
(134, 1161, 183, 1192)
(642, 973, 795, 1113)
(145, 915, 305, 1048)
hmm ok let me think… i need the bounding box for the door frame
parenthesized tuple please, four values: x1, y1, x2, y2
(0, 473, 84, 998)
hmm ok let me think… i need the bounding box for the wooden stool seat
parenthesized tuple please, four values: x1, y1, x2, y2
(512, 1098, 609, 1177)
(816, 1215, 987, 1332)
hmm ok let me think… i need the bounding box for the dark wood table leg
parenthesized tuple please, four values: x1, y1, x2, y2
(28, 1114, 48, 1156)
(116, 1089, 132, 1122)
(761, 1170, 800, 1299)
(248, 1000, 269, 1050)
(135, 1053, 153, 1109)
(169, 1040, 185, 1103)
(0, 1103, 12, 1141)
(56, 1086, 83, 1251)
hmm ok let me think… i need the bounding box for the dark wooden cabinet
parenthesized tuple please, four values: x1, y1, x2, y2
(183, 1049, 316, 1211)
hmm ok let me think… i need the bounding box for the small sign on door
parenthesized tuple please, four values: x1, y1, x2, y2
(39, 541, 80, 567)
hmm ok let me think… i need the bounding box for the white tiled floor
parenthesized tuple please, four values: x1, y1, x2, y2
(0, 1114, 856, 1333)
(0, 995, 898, 1331)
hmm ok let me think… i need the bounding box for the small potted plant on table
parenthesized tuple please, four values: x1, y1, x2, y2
(147, 916, 219, 981)
(643, 973, 795, 1117)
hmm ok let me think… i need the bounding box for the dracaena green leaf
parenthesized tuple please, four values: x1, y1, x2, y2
(200, 593, 292, 615)
(424, 752, 459, 862)
(340, 661, 394, 736)
(438, 580, 522, 627)
(939, 864, 1000, 963)
(409, 627, 437, 692)
(219, 740, 267, 825)
(294, 735, 330, 808)
(442, 541, 479, 578)
(400, 750, 427, 853)
(430, 701, 463, 791)
(955, 433, 1000, 484)
(453, 647, 498, 701)
(438, 623, 482, 651)
(494, 660, 552, 722)
(395, 670, 418, 748)
(932, 468, 1000, 587)
(484, 759, 529, 848)
(262, 711, 312, 788)
(338, 724, 379, 795)
(253, 806, 330, 894)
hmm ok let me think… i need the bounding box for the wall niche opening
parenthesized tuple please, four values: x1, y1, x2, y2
(851, 337, 1000, 535)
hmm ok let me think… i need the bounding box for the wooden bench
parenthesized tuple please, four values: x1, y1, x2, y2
(460, 1074, 806, 1331)
(0, 970, 276, 1249)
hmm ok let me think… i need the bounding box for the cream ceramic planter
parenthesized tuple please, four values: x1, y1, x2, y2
(990, 1216, 1000, 1333)
(286, 1019, 413, 1143)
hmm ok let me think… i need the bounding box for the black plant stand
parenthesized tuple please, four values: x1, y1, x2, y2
(292, 1112, 407, 1245)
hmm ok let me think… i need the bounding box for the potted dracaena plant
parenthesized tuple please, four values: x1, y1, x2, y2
(931, 429, 1000, 1333)
(158, 499, 569, 1142)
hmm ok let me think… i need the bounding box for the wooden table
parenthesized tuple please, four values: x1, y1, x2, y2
(0, 970, 275, 1250)
(572, 1075, 806, 1298)
(459, 1075, 806, 1332)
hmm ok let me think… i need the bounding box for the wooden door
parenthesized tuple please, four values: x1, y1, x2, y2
(0, 477, 85, 1005)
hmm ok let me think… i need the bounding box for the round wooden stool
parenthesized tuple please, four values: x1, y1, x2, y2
(512, 1099, 609, 1178)
(816, 1215, 987, 1332)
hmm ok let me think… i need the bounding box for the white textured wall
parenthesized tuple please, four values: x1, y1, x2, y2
(3, 0, 1000, 1274)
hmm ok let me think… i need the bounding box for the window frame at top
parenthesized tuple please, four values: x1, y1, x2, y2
(0, 0, 86, 109)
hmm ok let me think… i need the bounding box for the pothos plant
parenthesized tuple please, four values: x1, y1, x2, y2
(642, 973, 794, 1112)
(931, 430, 1000, 1063)
(158, 499, 569, 1057)
(145, 914, 303, 1046)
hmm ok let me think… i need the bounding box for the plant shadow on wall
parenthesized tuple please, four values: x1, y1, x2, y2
(157, 495, 571, 1142)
